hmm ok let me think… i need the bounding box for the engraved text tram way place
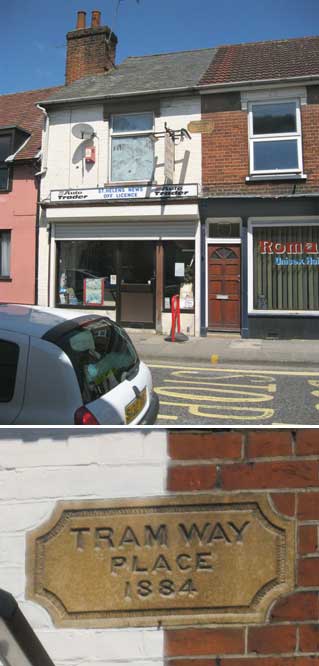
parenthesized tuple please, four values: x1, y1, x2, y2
(26, 496, 295, 627)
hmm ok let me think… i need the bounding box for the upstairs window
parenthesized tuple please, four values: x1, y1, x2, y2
(0, 134, 12, 191)
(0, 231, 11, 277)
(110, 112, 154, 182)
(248, 100, 303, 175)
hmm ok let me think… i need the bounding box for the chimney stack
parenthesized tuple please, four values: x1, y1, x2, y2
(91, 10, 101, 27)
(65, 9, 118, 85)
(76, 11, 86, 29)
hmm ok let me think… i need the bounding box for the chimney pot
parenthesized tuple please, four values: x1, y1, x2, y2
(91, 10, 101, 27)
(76, 11, 86, 29)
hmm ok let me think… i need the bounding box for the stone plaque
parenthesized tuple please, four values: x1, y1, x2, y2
(187, 119, 214, 133)
(26, 494, 295, 627)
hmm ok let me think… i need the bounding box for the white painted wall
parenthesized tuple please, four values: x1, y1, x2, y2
(38, 96, 202, 317)
(0, 429, 168, 666)
(40, 96, 201, 197)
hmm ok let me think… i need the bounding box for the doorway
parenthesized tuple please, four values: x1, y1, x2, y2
(207, 244, 241, 331)
(118, 241, 156, 327)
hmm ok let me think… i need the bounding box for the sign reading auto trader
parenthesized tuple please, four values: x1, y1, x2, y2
(26, 495, 295, 628)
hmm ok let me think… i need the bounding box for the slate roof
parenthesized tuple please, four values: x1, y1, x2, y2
(199, 36, 319, 86)
(40, 48, 218, 104)
(0, 86, 61, 160)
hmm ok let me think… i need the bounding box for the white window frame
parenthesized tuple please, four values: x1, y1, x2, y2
(248, 216, 319, 316)
(248, 98, 303, 176)
(109, 111, 155, 184)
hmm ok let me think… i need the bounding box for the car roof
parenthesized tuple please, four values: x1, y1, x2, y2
(0, 304, 93, 338)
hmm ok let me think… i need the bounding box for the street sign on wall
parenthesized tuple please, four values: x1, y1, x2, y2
(26, 494, 295, 628)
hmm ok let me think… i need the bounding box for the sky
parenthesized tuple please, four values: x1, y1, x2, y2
(1, 0, 319, 95)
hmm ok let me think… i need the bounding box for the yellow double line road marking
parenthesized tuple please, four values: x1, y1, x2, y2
(159, 400, 274, 421)
(149, 363, 319, 377)
(155, 386, 274, 403)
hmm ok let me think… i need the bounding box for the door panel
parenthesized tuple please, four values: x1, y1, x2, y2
(208, 244, 241, 331)
(119, 241, 155, 327)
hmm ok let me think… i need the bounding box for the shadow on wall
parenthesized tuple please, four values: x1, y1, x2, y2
(0, 428, 157, 442)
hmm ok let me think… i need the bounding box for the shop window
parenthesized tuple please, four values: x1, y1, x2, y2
(0, 134, 12, 191)
(110, 112, 154, 182)
(253, 225, 319, 311)
(248, 100, 302, 175)
(57, 241, 117, 308)
(163, 241, 195, 311)
(0, 231, 11, 277)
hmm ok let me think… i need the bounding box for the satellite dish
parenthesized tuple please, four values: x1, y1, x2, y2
(72, 123, 95, 140)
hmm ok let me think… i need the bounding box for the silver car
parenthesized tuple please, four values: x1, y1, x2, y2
(0, 304, 159, 425)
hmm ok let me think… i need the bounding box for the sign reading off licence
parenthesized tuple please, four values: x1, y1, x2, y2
(50, 184, 198, 203)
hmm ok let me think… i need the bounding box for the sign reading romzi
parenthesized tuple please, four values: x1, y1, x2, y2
(26, 495, 295, 627)
(259, 240, 319, 266)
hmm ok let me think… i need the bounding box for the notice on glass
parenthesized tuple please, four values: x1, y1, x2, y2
(83, 278, 104, 306)
(175, 263, 185, 277)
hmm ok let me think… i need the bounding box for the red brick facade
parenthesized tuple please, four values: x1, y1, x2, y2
(201, 91, 319, 196)
(165, 429, 319, 666)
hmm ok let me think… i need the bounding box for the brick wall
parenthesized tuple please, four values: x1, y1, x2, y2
(165, 429, 319, 666)
(201, 92, 319, 196)
(65, 26, 117, 85)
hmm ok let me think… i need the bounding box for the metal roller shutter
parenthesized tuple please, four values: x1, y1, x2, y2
(54, 220, 196, 240)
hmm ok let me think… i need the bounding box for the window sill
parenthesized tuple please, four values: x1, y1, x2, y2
(105, 181, 154, 187)
(249, 310, 319, 317)
(0, 276, 11, 282)
(55, 303, 116, 310)
(246, 173, 307, 182)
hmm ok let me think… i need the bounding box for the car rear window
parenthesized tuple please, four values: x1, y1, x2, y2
(0, 340, 19, 402)
(55, 318, 139, 404)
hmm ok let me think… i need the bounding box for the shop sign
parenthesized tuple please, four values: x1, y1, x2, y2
(164, 132, 175, 183)
(259, 240, 319, 266)
(187, 120, 214, 134)
(259, 240, 319, 255)
(26, 494, 295, 628)
(50, 184, 198, 203)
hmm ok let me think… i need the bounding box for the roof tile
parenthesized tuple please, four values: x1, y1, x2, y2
(0, 86, 62, 160)
(200, 36, 319, 86)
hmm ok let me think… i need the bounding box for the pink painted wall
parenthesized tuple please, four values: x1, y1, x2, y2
(0, 164, 37, 304)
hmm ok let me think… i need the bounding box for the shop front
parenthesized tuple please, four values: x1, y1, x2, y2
(248, 217, 319, 338)
(43, 185, 201, 335)
(200, 198, 319, 339)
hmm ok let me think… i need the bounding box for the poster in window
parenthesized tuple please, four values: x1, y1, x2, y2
(174, 262, 185, 277)
(180, 283, 194, 309)
(83, 278, 104, 306)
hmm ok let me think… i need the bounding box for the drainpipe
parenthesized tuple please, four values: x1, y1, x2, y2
(35, 104, 49, 304)
(34, 169, 41, 304)
(35, 104, 49, 176)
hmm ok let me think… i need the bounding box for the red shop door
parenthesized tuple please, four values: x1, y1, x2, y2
(208, 244, 241, 331)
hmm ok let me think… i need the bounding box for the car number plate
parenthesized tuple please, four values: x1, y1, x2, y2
(125, 387, 147, 424)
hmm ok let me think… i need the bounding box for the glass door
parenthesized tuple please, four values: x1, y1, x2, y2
(119, 241, 156, 327)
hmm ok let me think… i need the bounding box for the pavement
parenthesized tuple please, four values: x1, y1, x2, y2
(126, 329, 319, 366)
